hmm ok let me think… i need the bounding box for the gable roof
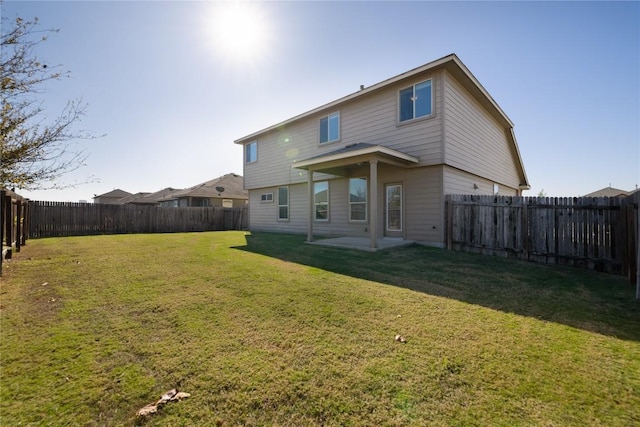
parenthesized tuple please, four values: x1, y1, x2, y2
(93, 189, 132, 199)
(583, 186, 631, 198)
(117, 192, 152, 204)
(234, 53, 529, 190)
(159, 173, 247, 201)
(136, 187, 183, 204)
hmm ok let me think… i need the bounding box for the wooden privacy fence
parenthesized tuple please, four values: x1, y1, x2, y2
(445, 194, 638, 283)
(1, 189, 30, 275)
(28, 201, 248, 238)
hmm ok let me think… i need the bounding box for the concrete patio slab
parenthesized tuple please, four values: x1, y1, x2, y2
(306, 237, 414, 252)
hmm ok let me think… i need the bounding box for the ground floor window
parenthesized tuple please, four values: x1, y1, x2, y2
(278, 186, 289, 220)
(192, 197, 210, 207)
(314, 181, 329, 221)
(349, 178, 367, 221)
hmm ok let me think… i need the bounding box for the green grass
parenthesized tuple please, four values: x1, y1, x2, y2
(1, 231, 639, 426)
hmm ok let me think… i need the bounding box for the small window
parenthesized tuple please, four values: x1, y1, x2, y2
(319, 112, 340, 144)
(349, 178, 367, 221)
(314, 181, 329, 221)
(260, 193, 273, 203)
(399, 79, 432, 122)
(192, 198, 209, 207)
(246, 141, 257, 163)
(278, 187, 289, 220)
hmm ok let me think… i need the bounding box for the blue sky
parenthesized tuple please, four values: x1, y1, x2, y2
(3, 0, 639, 201)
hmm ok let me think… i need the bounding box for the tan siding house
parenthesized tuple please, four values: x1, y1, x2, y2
(158, 173, 248, 208)
(93, 189, 132, 205)
(235, 54, 529, 249)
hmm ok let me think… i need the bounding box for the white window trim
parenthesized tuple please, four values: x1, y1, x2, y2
(398, 79, 433, 124)
(246, 141, 257, 163)
(385, 183, 403, 232)
(277, 186, 289, 221)
(314, 181, 329, 222)
(349, 177, 367, 222)
(260, 192, 273, 203)
(319, 112, 340, 145)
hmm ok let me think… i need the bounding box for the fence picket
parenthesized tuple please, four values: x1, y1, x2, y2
(28, 202, 248, 238)
(445, 194, 637, 281)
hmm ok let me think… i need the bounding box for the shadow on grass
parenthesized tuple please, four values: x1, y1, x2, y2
(233, 232, 640, 342)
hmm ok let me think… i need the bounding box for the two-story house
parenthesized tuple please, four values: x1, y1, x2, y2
(234, 54, 529, 250)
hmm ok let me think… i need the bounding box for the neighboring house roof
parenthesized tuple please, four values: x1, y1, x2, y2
(118, 192, 152, 204)
(136, 187, 183, 204)
(159, 173, 247, 201)
(583, 186, 631, 198)
(234, 53, 529, 190)
(93, 189, 132, 200)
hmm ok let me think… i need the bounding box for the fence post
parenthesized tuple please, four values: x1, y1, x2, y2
(0, 190, 4, 275)
(21, 200, 29, 245)
(629, 192, 640, 299)
(3, 192, 12, 259)
(15, 199, 22, 253)
(636, 200, 639, 299)
(445, 195, 452, 250)
(521, 199, 529, 261)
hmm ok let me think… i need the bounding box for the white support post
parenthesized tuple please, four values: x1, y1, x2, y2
(369, 160, 378, 250)
(307, 169, 314, 242)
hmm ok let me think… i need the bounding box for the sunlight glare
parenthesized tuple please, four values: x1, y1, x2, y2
(205, 2, 272, 66)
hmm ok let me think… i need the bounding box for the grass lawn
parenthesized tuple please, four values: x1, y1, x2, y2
(1, 231, 639, 426)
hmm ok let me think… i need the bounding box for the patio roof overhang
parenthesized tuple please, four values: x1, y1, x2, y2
(292, 143, 419, 175)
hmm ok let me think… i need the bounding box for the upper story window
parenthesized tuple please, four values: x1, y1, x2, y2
(246, 141, 257, 163)
(319, 112, 340, 144)
(399, 79, 432, 122)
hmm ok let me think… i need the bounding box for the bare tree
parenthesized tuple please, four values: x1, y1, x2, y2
(1, 15, 97, 190)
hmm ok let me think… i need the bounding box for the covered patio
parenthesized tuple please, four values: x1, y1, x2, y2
(292, 143, 419, 250)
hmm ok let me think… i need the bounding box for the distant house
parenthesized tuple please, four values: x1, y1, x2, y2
(583, 186, 632, 198)
(158, 173, 248, 208)
(93, 189, 132, 204)
(234, 53, 529, 249)
(124, 188, 182, 206)
(117, 192, 152, 205)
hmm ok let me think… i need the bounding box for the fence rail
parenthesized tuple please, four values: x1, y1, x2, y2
(28, 201, 248, 238)
(445, 194, 638, 284)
